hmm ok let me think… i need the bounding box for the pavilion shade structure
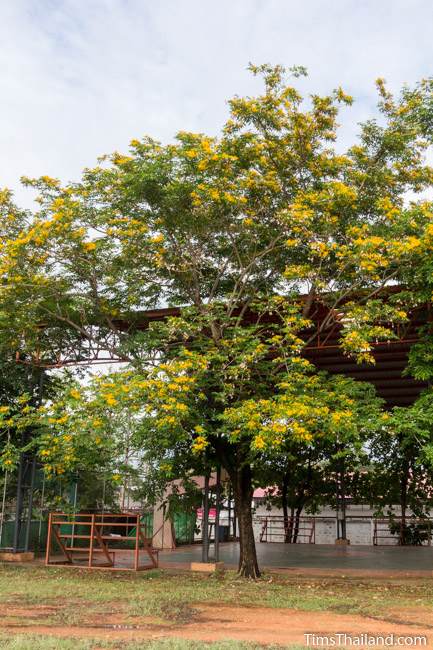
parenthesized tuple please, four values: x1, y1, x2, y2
(18, 296, 431, 408)
(303, 341, 426, 407)
(307, 300, 426, 408)
(124, 301, 430, 408)
(301, 302, 430, 407)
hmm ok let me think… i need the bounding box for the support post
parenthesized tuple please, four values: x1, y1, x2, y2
(0, 470, 8, 548)
(45, 512, 52, 565)
(12, 455, 25, 552)
(227, 482, 232, 540)
(37, 473, 46, 549)
(89, 514, 95, 567)
(202, 474, 209, 563)
(134, 513, 140, 570)
(340, 462, 347, 540)
(214, 465, 221, 562)
(335, 456, 350, 545)
(70, 481, 78, 549)
(24, 456, 37, 551)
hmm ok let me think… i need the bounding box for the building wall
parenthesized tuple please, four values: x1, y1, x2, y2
(253, 501, 406, 545)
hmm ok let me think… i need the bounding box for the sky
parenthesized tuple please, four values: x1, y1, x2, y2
(1, 0, 433, 208)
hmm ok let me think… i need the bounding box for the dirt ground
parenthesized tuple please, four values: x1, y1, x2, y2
(1, 602, 433, 646)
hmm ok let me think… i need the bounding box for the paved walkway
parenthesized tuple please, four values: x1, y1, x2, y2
(159, 541, 433, 575)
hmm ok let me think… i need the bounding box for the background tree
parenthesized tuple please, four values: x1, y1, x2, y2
(365, 392, 433, 543)
(259, 376, 383, 542)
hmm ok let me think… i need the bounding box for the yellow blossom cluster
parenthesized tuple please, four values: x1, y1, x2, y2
(192, 435, 208, 454)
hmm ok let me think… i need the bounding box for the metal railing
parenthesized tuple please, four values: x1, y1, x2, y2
(256, 515, 315, 543)
(373, 518, 433, 546)
(255, 514, 433, 546)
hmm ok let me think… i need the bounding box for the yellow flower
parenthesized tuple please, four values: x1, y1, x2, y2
(83, 241, 97, 251)
(292, 422, 307, 439)
(331, 410, 352, 425)
(192, 436, 208, 454)
(191, 191, 201, 206)
(253, 434, 265, 450)
(70, 388, 81, 399)
(113, 155, 132, 165)
(209, 189, 220, 200)
(40, 175, 60, 187)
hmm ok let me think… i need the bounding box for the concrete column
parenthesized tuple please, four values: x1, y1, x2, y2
(152, 502, 175, 549)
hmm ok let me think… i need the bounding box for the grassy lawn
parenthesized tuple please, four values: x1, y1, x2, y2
(1, 564, 433, 648)
(1, 564, 433, 619)
(0, 639, 295, 650)
(0, 639, 290, 650)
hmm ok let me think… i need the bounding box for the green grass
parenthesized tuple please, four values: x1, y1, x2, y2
(0, 637, 292, 650)
(1, 564, 433, 622)
(1, 564, 433, 647)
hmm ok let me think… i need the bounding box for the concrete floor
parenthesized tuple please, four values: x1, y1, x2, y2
(159, 542, 433, 574)
(42, 541, 433, 575)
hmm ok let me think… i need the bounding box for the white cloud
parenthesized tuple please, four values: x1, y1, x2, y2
(1, 0, 432, 207)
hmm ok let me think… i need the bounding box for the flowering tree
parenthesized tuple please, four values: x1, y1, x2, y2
(0, 65, 432, 576)
(255, 375, 384, 542)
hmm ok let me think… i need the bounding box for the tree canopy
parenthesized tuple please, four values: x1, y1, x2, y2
(1, 65, 433, 576)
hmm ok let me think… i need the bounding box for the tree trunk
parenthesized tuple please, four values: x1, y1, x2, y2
(231, 464, 260, 578)
(281, 473, 291, 543)
(293, 503, 303, 543)
(288, 507, 295, 543)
